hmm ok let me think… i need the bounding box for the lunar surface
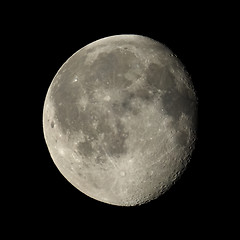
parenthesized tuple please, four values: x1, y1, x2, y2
(43, 35, 197, 206)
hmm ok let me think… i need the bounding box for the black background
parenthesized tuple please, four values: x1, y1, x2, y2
(6, 2, 232, 237)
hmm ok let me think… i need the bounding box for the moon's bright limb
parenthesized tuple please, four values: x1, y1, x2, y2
(43, 35, 198, 206)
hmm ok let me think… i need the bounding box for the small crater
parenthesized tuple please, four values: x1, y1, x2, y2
(120, 170, 126, 177)
(103, 95, 111, 101)
(51, 121, 55, 128)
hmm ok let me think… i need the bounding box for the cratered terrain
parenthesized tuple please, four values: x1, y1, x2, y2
(43, 35, 197, 206)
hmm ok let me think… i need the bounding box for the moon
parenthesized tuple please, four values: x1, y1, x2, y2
(43, 35, 197, 206)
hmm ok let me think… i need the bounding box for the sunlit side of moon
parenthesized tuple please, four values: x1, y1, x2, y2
(43, 35, 198, 206)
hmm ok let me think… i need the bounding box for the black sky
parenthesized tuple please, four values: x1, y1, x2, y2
(6, 3, 230, 236)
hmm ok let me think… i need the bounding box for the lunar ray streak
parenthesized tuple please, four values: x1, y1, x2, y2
(139, 131, 181, 170)
(132, 137, 180, 174)
(124, 75, 145, 91)
(147, 144, 179, 168)
(109, 177, 119, 192)
(101, 144, 118, 169)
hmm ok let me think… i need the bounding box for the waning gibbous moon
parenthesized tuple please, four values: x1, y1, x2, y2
(43, 34, 198, 206)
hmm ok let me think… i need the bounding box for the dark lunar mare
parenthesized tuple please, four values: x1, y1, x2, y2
(50, 48, 144, 161)
(50, 45, 196, 162)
